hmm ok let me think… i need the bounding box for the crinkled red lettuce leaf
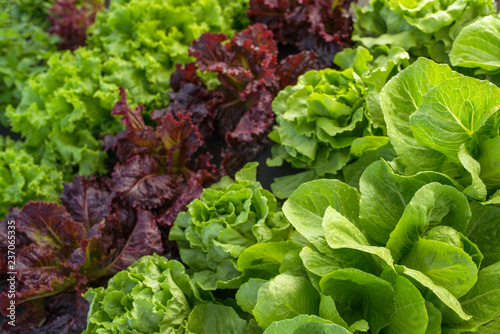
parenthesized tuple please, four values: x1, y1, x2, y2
(59, 175, 113, 230)
(0, 195, 163, 331)
(111, 155, 176, 210)
(48, 0, 103, 50)
(275, 50, 324, 88)
(247, 0, 355, 65)
(0, 292, 89, 333)
(104, 90, 219, 222)
(153, 63, 221, 141)
(178, 24, 322, 174)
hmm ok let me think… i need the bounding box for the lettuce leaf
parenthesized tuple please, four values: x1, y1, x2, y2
(170, 162, 291, 290)
(0, 0, 58, 125)
(247, 0, 355, 66)
(450, 15, 500, 74)
(48, 0, 104, 50)
(353, 0, 496, 63)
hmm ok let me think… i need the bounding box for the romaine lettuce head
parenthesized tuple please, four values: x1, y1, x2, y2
(381, 57, 500, 202)
(169, 162, 291, 290)
(268, 46, 408, 179)
(246, 166, 500, 333)
(353, 0, 496, 63)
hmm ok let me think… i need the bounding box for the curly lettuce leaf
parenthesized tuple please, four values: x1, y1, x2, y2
(247, 0, 355, 66)
(0, 137, 63, 217)
(170, 162, 291, 290)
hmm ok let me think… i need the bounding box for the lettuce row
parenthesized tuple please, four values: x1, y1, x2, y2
(84, 254, 261, 334)
(1, 0, 249, 216)
(233, 161, 500, 333)
(267, 46, 409, 197)
(353, 0, 497, 63)
(170, 162, 291, 291)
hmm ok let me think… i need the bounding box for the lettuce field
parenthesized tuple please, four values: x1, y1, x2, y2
(1, 0, 500, 333)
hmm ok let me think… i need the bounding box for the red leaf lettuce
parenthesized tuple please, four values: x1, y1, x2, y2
(247, 0, 356, 66)
(159, 23, 323, 175)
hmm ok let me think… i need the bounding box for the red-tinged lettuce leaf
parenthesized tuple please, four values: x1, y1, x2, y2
(59, 175, 113, 230)
(156, 110, 203, 166)
(83, 207, 163, 276)
(104, 209, 163, 272)
(0, 207, 24, 273)
(222, 88, 274, 174)
(33, 292, 89, 334)
(156, 170, 206, 228)
(215, 89, 250, 139)
(189, 33, 229, 72)
(111, 155, 175, 210)
(0, 292, 89, 334)
(18, 202, 86, 252)
(190, 24, 278, 92)
(104, 126, 161, 163)
(16, 244, 79, 296)
(152, 63, 222, 141)
(183, 24, 323, 175)
(248, 0, 355, 65)
(111, 87, 146, 130)
(0, 299, 46, 333)
(0, 247, 83, 316)
(276, 51, 324, 88)
(49, 0, 103, 50)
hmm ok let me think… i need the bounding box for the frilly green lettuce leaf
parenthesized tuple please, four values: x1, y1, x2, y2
(269, 46, 408, 178)
(83, 254, 212, 333)
(0, 0, 58, 125)
(170, 162, 291, 290)
(0, 137, 63, 217)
